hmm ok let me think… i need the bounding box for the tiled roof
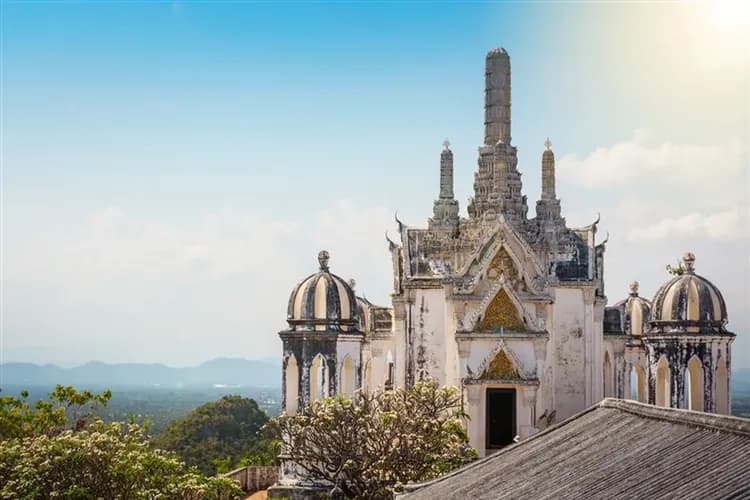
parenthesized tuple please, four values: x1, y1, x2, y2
(400, 399, 750, 500)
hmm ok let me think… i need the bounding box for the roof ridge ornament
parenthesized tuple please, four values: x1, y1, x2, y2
(683, 251, 696, 274)
(318, 250, 330, 271)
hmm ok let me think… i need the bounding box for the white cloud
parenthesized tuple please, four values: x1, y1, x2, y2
(628, 208, 748, 242)
(557, 132, 745, 190)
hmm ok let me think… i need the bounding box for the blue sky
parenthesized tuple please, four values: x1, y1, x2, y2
(2, 1, 748, 366)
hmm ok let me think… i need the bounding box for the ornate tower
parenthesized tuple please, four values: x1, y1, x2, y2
(429, 140, 459, 232)
(469, 48, 528, 224)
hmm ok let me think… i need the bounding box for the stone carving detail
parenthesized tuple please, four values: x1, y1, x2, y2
(486, 247, 518, 283)
(477, 288, 525, 332)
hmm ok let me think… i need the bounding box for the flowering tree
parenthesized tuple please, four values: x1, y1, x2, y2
(274, 380, 476, 499)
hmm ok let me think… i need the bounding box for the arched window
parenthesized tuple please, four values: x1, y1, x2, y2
(686, 356, 704, 411)
(285, 354, 299, 414)
(630, 364, 646, 402)
(340, 355, 356, 396)
(310, 354, 328, 401)
(656, 357, 670, 408)
(603, 351, 613, 398)
(716, 356, 729, 414)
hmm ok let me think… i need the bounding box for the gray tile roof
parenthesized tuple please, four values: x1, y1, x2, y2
(400, 399, 750, 500)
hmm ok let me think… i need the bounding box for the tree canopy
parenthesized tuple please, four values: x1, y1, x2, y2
(0, 386, 242, 500)
(275, 380, 476, 499)
(154, 394, 278, 475)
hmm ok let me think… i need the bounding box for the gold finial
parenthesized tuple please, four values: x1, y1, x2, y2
(683, 252, 696, 273)
(318, 250, 330, 271)
(629, 281, 639, 296)
(544, 138, 552, 151)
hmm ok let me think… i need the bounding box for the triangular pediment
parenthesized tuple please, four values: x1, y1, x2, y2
(480, 348, 521, 380)
(477, 288, 525, 332)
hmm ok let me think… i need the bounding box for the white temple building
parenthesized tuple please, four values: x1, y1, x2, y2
(271, 47, 736, 498)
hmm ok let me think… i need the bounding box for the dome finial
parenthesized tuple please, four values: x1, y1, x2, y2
(318, 250, 330, 271)
(443, 138, 450, 150)
(683, 252, 696, 274)
(629, 280, 639, 296)
(544, 137, 552, 151)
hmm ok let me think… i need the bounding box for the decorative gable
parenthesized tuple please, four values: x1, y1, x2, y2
(480, 349, 520, 380)
(477, 288, 525, 332)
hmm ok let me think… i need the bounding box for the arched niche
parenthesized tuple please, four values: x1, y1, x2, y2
(310, 354, 328, 402)
(686, 356, 704, 411)
(656, 357, 670, 408)
(340, 355, 356, 396)
(716, 355, 729, 414)
(285, 354, 299, 414)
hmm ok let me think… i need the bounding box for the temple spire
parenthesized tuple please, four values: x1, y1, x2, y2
(484, 48, 511, 146)
(430, 140, 459, 231)
(439, 139, 454, 200)
(541, 138, 556, 200)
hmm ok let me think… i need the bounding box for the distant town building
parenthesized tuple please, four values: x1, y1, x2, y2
(269, 48, 736, 498)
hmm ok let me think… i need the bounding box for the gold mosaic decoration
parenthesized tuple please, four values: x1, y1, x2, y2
(477, 289, 525, 332)
(481, 349, 520, 380)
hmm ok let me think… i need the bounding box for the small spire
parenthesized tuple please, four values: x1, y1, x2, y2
(683, 252, 696, 274)
(318, 250, 330, 271)
(443, 139, 451, 151)
(544, 137, 552, 151)
(629, 281, 639, 296)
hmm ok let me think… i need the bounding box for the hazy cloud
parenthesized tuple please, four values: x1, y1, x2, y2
(628, 208, 748, 242)
(3, 201, 394, 365)
(557, 132, 745, 190)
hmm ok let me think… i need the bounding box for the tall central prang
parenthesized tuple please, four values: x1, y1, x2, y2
(469, 47, 528, 224)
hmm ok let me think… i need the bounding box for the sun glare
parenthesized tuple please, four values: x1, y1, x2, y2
(711, 0, 750, 28)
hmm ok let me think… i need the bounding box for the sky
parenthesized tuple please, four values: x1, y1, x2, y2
(1, 1, 749, 368)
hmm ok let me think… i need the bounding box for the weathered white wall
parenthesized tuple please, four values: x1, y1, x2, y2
(412, 289, 447, 384)
(550, 287, 587, 420)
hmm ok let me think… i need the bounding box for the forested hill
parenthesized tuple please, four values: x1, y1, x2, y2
(0, 357, 281, 388)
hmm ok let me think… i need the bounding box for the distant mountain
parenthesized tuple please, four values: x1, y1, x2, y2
(0, 357, 281, 388)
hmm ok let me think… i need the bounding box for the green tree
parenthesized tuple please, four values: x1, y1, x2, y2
(0, 385, 111, 439)
(275, 380, 476, 499)
(0, 387, 242, 499)
(154, 394, 276, 475)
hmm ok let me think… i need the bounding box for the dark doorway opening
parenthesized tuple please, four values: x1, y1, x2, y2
(486, 388, 516, 450)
